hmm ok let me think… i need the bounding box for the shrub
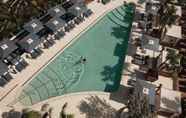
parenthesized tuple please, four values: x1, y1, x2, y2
(22, 110, 42, 118)
(67, 114, 74, 118)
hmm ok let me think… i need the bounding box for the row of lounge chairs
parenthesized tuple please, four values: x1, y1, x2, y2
(181, 96, 186, 116)
(177, 8, 186, 105)
(182, 8, 186, 38)
(0, 53, 29, 86)
(0, 60, 14, 87)
(5, 55, 28, 72)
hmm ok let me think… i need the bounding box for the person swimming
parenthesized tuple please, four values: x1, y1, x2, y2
(80, 56, 87, 63)
(74, 56, 87, 65)
(81, 58, 86, 63)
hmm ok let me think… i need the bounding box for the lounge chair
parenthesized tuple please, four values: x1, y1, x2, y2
(64, 25, 71, 32)
(5, 55, 26, 71)
(127, 79, 136, 86)
(0, 76, 7, 87)
(30, 50, 39, 58)
(12, 56, 28, 69)
(3, 72, 13, 81)
(62, 1, 74, 10)
(47, 39, 55, 46)
(68, 22, 75, 29)
(54, 34, 61, 40)
(19, 57, 29, 67)
(14, 61, 25, 72)
(43, 41, 51, 49)
(132, 55, 146, 65)
(181, 98, 186, 115)
(74, 18, 81, 24)
(83, 9, 93, 18)
(58, 31, 65, 37)
(132, 58, 145, 65)
(34, 48, 43, 55)
(54, 31, 65, 40)
(77, 16, 84, 23)
(5, 56, 14, 65)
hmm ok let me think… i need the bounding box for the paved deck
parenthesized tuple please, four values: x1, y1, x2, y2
(0, 0, 175, 118)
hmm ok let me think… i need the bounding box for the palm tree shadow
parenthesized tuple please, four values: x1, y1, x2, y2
(126, 43, 137, 56)
(101, 5, 134, 92)
(111, 26, 129, 41)
(78, 96, 117, 118)
(1, 109, 22, 118)
(101, 26, 131, 92)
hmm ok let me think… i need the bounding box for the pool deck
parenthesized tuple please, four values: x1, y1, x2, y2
(120, 5, 174, 90)
(0, 0, 174, 118)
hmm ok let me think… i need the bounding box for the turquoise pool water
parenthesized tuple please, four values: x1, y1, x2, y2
(18, 4, 135, 105)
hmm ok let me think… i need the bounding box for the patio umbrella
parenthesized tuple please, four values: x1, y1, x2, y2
(23, 19, 44, 33)
(48, 5, 66, 17)
(68, 3, 87, 17)
(17, 33, 40, 53)
(45, 17, 66, 32)
(0, 40, 18, 59)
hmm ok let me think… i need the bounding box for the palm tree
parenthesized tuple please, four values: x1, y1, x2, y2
(156, 2, 178, 66)
(177, 0, 186, 6)
(0, 0, 49, 40)
(33, 0, 49, 11)
(157, 3, 177, 41)
(40, 103, 54, 118)
(0, 2, 19, 40)
(7, 0, 45, 21)
(60, 102, 75, 118)
(127, 94, 156, 118)
(118, 92, 156, 118)
(22, 110, 42, 118)
(60, 102, 68, 118)
(159, 48, 181, 76)
(48, 0, 64, 8)
(0, 0, 67, 40)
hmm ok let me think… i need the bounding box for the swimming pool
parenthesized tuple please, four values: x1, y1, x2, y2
(18, 4, 135, 105)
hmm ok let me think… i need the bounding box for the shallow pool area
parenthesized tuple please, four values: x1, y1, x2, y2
(17, 4, 135, 106)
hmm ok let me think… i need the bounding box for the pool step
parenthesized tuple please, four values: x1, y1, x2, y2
(107, 7, 133, 28)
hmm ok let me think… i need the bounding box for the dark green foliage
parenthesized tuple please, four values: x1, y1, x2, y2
(22, 110, 42, 118)
(0, 0, 64, 41)
(126, 93, 156, 118)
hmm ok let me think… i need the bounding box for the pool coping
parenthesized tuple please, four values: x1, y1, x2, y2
(17, 4, 135, 106)
(29, 91, 111, 107)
